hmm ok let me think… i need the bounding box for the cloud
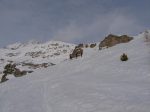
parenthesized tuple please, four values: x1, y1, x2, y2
(0, 0, 149, 47)
(52, 10, 144, 43)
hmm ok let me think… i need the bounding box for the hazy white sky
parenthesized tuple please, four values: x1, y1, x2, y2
(0, 0, 150, 47)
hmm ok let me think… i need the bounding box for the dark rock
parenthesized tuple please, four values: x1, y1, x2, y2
(6, 53, 20, 57)
(0, 59, 4, 61)
(2, 63, 31, 78)
(99, 34, 133, 50)
(14, 68, 27, 77)
(1, 74, 8, 83)
(53, 52, 60, 56)
(63, 50, 67, 53)
(78, 44, 84, 48)
(51, 43, 59, 46)
(85, 44, 89, 48)
(70, 47, 83, 59)
(22, 62, 55, 69)
(27, 71, 34, 73)
(25, 51, 45, 58)
(90, 43, 96, 48)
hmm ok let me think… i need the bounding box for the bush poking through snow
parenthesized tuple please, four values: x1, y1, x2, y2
(3, 64, 16, 75)
(1, 64, 16, 83)
(120, 53, 128, 61)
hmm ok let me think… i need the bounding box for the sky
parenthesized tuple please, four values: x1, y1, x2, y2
(0, 0, 150, 47)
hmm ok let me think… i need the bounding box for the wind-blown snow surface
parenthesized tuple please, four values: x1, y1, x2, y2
(0, 35, 150, 112)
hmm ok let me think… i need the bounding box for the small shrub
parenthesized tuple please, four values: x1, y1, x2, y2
(120, 53, 128, 61)
(3, 64, 16, 75)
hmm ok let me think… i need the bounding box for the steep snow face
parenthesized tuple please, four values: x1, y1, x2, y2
(0, 41, 75, 77)
(0, 33, 150, 112)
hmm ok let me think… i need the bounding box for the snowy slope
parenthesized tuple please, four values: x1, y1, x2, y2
(0, 40, 75, 78)
(0, 40, 75, 64)
(0, 32, 150, 112)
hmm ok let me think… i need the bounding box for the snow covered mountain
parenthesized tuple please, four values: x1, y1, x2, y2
(1, 40, 75, 64)
(0, 40, 75, 77)
(0, 31, 150, 112)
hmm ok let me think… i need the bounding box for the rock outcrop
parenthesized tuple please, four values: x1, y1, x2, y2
(70, 47, 83, 59)
(22, 62, 55, 69)
(99, 34, 133, 50)
(1, 74, 8, 83)
(90, 43, 96, 48)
